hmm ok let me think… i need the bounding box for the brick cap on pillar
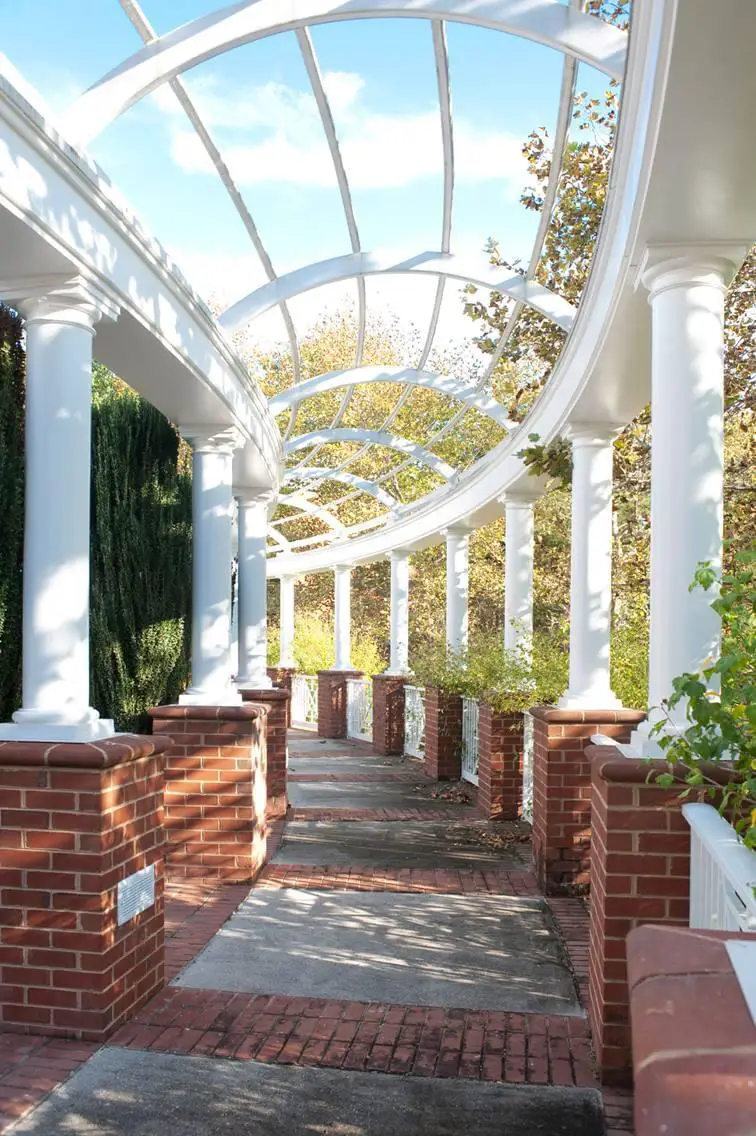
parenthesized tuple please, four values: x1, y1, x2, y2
(588, 746, 733, 787)
(530, 705, 647, 726)
(239, 688, 290, 703)
(318, 669, 364, 676)
(148, 704, 263, 722)
(627, 925, 756, 1136)
(0, 734, 171, 768)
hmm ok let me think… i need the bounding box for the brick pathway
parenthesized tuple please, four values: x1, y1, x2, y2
(258, 864, 540, 895)
(108, 987, 597, 1087)
(0, 733, 635, 1135)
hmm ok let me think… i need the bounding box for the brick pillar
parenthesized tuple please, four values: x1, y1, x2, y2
(371, 675, 408, 755)
(149, 704, 268, 883)
(317, 670, 363, 739)
(424, 687, 462, 780)
(627, 925, 756, 1135)
(0, 735, 168, 1041)
(477, 705, 524, 820)
(267, 667, 295, 727)
(239, 687, 290, 818)
(530, 707, 646, 894)
(588, 747, 698, 1085)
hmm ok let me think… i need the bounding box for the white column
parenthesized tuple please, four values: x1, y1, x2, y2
(235, 489, 274, 690)
(635, 247, 743, 743)
(560, 425, 622, 709)
(334, 565, 353, 670)
(0, 279, 119, 742)
(504, 494, 537, 656)
(386, 549, 410, 674)
(445, 528, 469, 653)
(180, 428, 242, 705)
(279, 575, 297, 668)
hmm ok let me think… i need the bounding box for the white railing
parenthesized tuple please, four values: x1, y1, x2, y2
(291, 674, 318, 729)
(683, 802, 756, 932)
(521, 710, 534, 821)
(346, 677, 373, 742)
(404, 684, 426, 758)
(461, 696, 480, 785)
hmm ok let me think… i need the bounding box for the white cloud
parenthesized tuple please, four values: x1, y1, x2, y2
(160, 70, 526, 194)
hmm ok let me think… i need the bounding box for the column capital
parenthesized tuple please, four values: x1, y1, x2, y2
(181, 425, 245, 454)
(385, 548, 410, 561)
(334, 562, 354, 573)
(636, 243, 749, 301)
(442, 525, 471, 539)
(234, 485, 275, 507)
(501, 488, 540, 507)
(564, 421, 624, 447)
(1, 273, 120, 331)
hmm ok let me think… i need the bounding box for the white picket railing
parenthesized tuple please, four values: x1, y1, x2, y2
(404, 684, 425, 758)
(346, 677, 373, 742)
(683, 802, 756, 931)
(461, 696, 480, 785)
(291, 674, 318, 729)
(683, 802, 756, 1026)
(521, 710, 535, 821)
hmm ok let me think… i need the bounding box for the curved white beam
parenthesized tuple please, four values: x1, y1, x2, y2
(116, 0, 303, 387)
(220, 250, 576, 334)
(286, 428, 457, 481)
(283, 467, 399, 510)
(273, 493, 347, 535)
(270, 366, 517, 429)
(62, 1, 628, 147)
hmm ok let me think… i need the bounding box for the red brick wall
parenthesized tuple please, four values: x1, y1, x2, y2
(0, 735, 168, 1041)
(149, 705, 268, 883)
(371, 675, 407, 755)
(317, 671, 363, 739)
(424, 687, 462, 780)
(477, 706, 524, 820)
(530, 708, 646, 894)
(239, 688, 289, 818)
(588, 747, 695, 1085)
(267, 667, 295, 727)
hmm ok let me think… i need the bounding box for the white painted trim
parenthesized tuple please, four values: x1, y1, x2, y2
(269, 366, 517, 428)
(62, 1, 627, 146)
(220, 250, 576, 334)
(285, 428, 457, 480)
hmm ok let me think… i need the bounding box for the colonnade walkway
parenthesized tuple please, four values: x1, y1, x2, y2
(3, 732, 632, 1135)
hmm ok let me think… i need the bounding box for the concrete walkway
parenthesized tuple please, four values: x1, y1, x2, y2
(7, 729, 629, 1135)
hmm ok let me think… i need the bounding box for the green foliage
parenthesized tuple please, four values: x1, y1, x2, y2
(89, 368, 193, 732)
(651, 551, 756, 847)
(0, 308, 24, 720)
(283, 610, 386, 676)
(516, 433, 573, 489)
(411, 631, 567, 713)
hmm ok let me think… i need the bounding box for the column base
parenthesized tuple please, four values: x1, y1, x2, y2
(558, 689, 623, 711)
(179, 687, 242, 707)
(0, 712, 115, 743)
(236, 675, 274, 691)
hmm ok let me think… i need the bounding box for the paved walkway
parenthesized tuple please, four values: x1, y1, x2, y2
(1, 730, 634, 1134)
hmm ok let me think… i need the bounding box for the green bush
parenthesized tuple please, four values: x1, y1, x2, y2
(411, 630, 568, 712)
(283, 611, 387, 676)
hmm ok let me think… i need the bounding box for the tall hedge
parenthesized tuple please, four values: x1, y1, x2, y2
(0, 308, 192, 731)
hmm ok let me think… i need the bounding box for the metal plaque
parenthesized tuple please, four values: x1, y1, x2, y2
(117, 864, 155, 926)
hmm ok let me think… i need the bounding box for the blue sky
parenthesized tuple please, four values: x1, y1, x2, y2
(2, 2, 609, 353)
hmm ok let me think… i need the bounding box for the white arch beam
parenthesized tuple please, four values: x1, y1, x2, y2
(62, 2, 627, 147)
(270, 366, 517, 429)
(273, 493, 347, 535)
(220, 250, 576, 335)
(283, 467, 399, 510)
(286, 429, 457, 480)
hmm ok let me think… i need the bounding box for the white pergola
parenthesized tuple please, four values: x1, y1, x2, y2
(0, 0, 755, 751)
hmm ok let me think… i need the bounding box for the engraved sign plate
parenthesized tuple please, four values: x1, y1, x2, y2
(117, 864, 155, 926)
